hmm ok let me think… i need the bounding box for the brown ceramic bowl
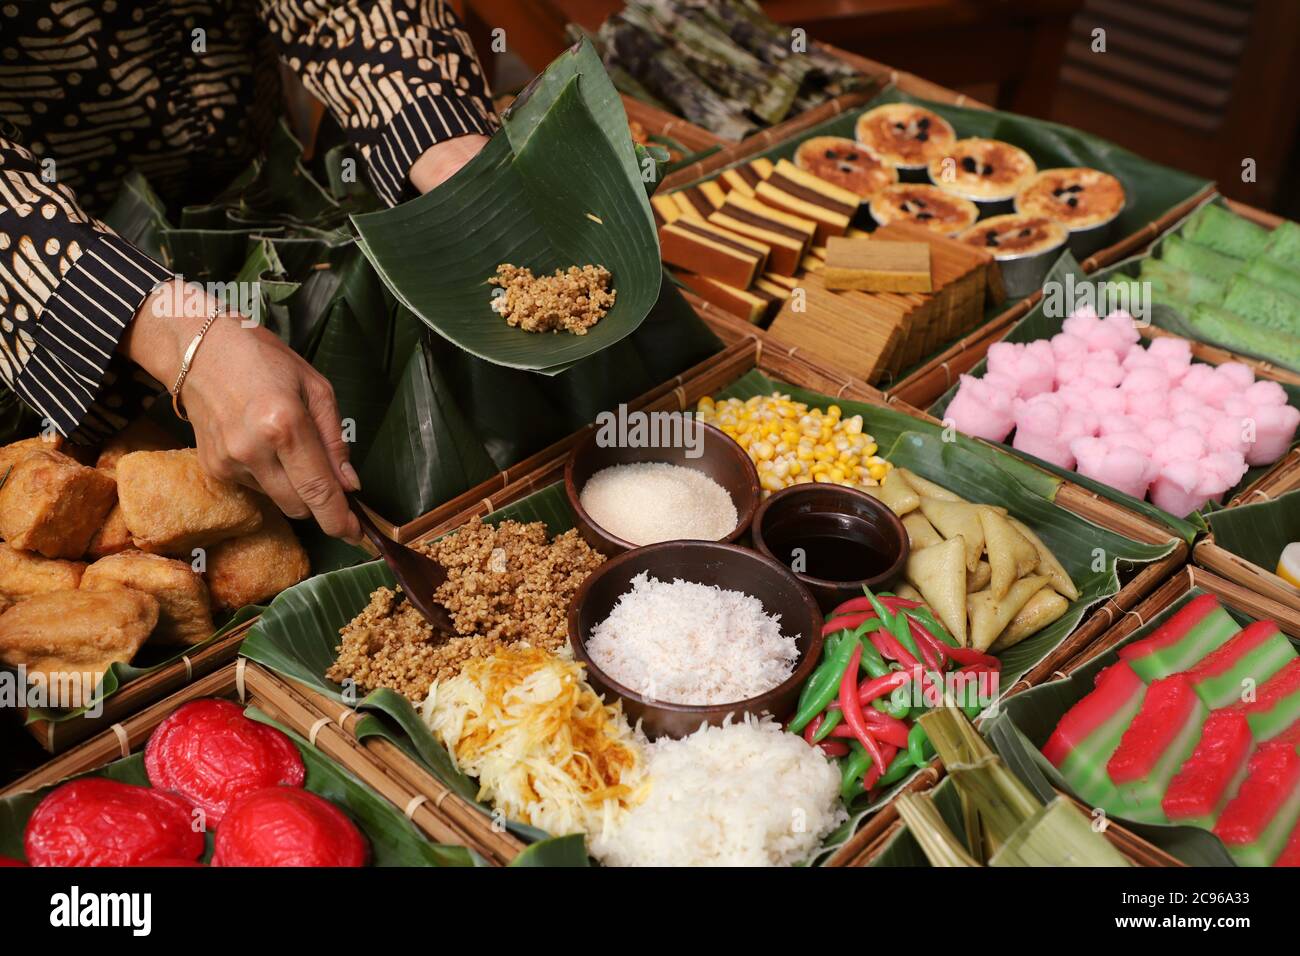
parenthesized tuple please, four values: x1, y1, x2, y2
(564, 419, 760, 556)
(751, 484, 909, 613)
(568, 540, 823, 739)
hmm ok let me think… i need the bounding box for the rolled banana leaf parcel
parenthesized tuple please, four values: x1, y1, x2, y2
(352, 40, 664, 375)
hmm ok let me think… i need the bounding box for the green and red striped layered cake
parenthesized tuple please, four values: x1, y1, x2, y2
(1107, 674, 1208, 824)
(1043, 595, 1300, 862)
(1185, 620, 1296, 709)
(1232, 659, 1300, 742)
(1118, 594, 1239, 683)
(1162, 710, 1254, 829)
(1043, 662, 1147, 808)
(1214, 740, 1300, 867)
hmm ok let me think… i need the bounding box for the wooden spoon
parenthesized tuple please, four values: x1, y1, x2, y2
(346, 493, 455, 635)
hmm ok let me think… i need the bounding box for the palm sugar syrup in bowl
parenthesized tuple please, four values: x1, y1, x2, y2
(751, 484, 909, 612)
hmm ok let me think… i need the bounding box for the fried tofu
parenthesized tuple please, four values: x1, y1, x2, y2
(0, 543, 85, 605)
(116, 449, 262, 556)
(0, 589, 158, 695)
(0, 435, 65, 478)
(96, 419, 181, 473)
(206, 503, 310, 611)
(0, 451, 118, 559)
(86, 503, 133, 559)
(81, 550, 213, 645)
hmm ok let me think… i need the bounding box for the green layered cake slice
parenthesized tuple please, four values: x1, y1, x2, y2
(1186, 304, 1300, 372)
(1161, 710, 1254, 830)
(1107, 674, 1208, 824)
(1162, 234, 1244, 284)
(1246, 257, 1300, 300)
(1043, 662, 1147, 809)
(1118, 594, 1240, 683)
(1214, 740, 1300, 866)
(1223, 274, 1300, 334)
(1264, 220, 1300, 272)
(1140, 259, 1226, 306)
(1234, 658, 1300, 741)
(1184, 203, 1271, 260)
(1185, 620, 1297, 709)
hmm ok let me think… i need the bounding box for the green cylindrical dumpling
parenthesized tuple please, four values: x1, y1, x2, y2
(1264, 220, 1300, 272)
(1140, 258, 1226, 306)
(1161, 234, 1244, 284)
(1245, 257, 1300, 300)
(1224, 274, 1300, 334)
(1183, 203, 1271, 260)
(1187, 303, 1300, 371)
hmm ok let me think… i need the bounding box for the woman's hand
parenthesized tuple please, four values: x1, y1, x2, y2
(409, 134, 491, 193)
(122, 280, 362, 543)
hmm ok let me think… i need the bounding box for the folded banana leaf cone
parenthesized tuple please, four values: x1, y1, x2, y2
(352, 39, 663, 375)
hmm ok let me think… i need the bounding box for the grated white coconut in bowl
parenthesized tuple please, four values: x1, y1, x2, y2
(590, 715, 846, 867)
(586, 572, 799, 705)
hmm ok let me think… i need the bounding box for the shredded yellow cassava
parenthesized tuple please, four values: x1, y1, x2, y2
(421, 646, 648, 842)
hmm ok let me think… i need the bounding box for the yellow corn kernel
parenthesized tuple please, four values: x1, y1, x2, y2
(830, 467, 845, 482)
(814, 472, 831, 483)
(788, 461, 802, 476)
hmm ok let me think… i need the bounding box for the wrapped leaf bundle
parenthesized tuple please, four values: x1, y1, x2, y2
(590, 0, 870, 140)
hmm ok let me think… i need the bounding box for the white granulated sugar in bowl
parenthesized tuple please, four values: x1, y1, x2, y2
(578, 462, 738, 546)
(586, 572, 799, 705)
(590, 715, 846, 867)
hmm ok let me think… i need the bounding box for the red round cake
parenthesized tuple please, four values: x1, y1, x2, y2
(145, 699, 305, 827)
(212, 787, 368, 867)
(24, 778, 204, 867)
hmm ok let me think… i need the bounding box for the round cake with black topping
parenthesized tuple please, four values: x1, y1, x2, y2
(854, 103, 956, 170)
(794, 136, 897, 200)
(957, 213, 1068, 259)
(928, 138, 1037, 202)
(1015, 167, 1127, 230)
(869, 183, 979, 236)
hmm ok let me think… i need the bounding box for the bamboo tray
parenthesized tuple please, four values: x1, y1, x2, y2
(892, 197, 1291, 409)
(1059, 566, 1300, 679)
(19, 618, 256, 756)
(2, 660, 516, 864)
(244, 330, 1187, 868)
(660, 46, 984, 193)
(376, 344, 731, 544)
(1194, 458, 1300, 618)
(843, 774, 1184, 867)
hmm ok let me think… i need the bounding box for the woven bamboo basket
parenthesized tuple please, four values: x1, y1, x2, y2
(889, 196, 1288, 409)
(620, 94, 725, 158)
(20, 619, 256, 755)
(384, 345, 732, 544)
(852, 566, 1299, 868)
(1058, 566, 1300, 680)
(1194, 462, 1300, 618)
(845, 776, 1184, 867)
(2, 660, 522, 865)
(659, 46, 986, 193)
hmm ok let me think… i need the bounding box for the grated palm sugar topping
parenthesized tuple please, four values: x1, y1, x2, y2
(326, 518, 604, 701)
(489, 263, 615, 335)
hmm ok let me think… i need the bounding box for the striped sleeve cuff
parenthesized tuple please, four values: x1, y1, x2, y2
(367, 90, 497, 207)
(14, 233, 172, 438)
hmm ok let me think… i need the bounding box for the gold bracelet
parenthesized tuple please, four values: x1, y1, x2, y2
(171, 307, 223, 422)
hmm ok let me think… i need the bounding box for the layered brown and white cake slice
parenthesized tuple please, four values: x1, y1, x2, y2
(755, 159, 859, 243)
(659, 219, 770, 288)
(671, 182, 726, 220)
(708, 194, 817, 276)
(676, 273, 783, 324)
